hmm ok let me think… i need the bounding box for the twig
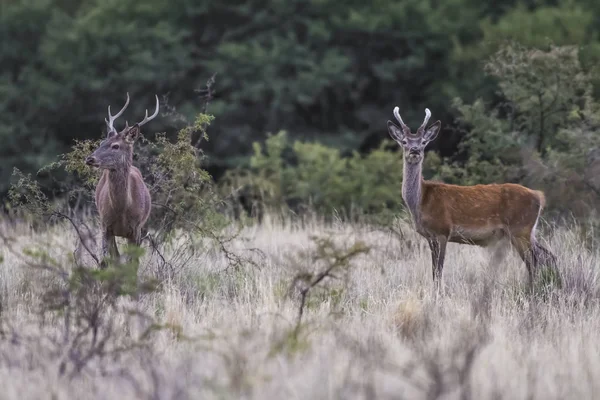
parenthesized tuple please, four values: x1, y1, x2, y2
(290, 237, 370, 336)
(52, 211, 100, 267)
(152, 202, 264, 272)
(194, 73, 217, 149)
(142, 231, 174, 279)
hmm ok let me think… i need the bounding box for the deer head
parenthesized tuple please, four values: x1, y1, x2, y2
(387, 107, 441, 164)
(85, 93, 159, 170)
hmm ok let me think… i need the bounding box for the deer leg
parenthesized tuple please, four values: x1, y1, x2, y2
(427, 238, 439, 282)
(125, 228, 144, 265)
(127, 232, 143, 317)
(109, 236, 120, 259)
(100, 231, 110, 269)
(100, 232, 119, 269)
(133, 227, 143, 247)
(532, 240, 560, 286)
(436, 237, 448, 293)
(532, 240, 558, 269)
(428, 236, 448, 293)
(510, 235, 535, 290)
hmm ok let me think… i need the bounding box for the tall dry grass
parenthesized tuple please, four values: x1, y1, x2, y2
(0, 215, 599, 399)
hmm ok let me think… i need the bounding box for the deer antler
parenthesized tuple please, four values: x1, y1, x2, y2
(393, 107, 409, 131)
(417, 108, 431, 133)
(134, 95, 160, 127)
(105, 92, 130, 135)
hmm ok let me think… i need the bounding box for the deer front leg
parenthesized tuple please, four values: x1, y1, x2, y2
(100, 230, 120, 269)
(110, 236, 120, 259)
(100, 230, 112, 269)
(428, 236, 448, 294)
(127, 230, 143, 305)
(125, 228, 143, 265)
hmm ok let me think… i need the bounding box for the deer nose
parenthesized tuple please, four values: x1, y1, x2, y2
(409, 147, 420, 154)
(85, 156, 96, 165)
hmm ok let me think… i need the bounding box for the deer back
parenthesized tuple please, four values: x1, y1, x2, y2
(420, 181, 544, 237)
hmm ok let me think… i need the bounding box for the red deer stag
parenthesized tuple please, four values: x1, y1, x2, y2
(85, 93, 159, 268)
(387, 106, 556, 290)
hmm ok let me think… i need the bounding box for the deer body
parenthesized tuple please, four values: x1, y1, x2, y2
(410, 179, 544, 245)
(86, 93, 159, 267)
(388, 106, 555, 290)
(95, 165, 151, 243)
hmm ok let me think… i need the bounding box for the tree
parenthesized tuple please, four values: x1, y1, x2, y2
(450, 42, 600, 217)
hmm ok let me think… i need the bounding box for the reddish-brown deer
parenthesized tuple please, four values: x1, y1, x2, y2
(85, 93, 159, 267)
(387, 106, 556, 291)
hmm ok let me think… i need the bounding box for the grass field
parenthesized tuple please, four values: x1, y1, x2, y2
(1, 215, 599, 399)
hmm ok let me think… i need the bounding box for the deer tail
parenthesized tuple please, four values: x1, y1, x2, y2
(533, 190, 546, 210)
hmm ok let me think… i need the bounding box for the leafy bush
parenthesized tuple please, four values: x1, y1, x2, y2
(221, 130, 442, 219)
(447, 42, 600, 219)
(4, 104, 260, 285)
(9, 111, 226, 243)
(221, 43, 600, 223)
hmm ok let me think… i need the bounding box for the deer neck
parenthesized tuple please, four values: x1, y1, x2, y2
(107, 161, 131, 211)
(402, 160, 423, 226)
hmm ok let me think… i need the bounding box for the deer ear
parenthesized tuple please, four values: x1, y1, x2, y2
(387, 121, 404, 142)
(423, 120, 441, 142)
(124, 124, 141, 143)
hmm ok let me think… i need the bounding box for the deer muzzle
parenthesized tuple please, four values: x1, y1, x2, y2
(406, 150, 422, 164)
(85, 156, 98, 167)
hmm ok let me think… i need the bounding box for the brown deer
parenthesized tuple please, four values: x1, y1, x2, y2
(85, 93, 159, 267)
(387, 106, 556, 290)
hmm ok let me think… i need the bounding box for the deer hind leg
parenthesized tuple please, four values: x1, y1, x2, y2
(531, 239, 560, 287)
(532, 240, 558, 270)
(428, 236, 448, 294)
(510, 235, 536, 290)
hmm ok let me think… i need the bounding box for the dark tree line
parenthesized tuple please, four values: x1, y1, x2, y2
(2, 0, 600, 213)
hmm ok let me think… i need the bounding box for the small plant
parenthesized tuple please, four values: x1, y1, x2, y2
(288, 235, 370, 337)
(0, 232, 174, 379)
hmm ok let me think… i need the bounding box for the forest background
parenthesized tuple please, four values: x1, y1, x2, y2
(2, 0, 600, 221)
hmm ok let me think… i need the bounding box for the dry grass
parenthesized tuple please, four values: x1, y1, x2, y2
(1, 215, 600, 399)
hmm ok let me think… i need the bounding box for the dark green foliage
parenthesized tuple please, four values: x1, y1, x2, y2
(0, 0, 517, 196)
(3, 0, 600, 220)
(449, 42, 600, 218)
(221, 131, 406, 217)
(8, 109, 227, 248)
(0, 0, 194, 195)
(221, 130, 449, 219)
(200, 0, 483, 164)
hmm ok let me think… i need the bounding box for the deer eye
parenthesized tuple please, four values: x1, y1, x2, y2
(111, 143, 120, 150)
(401, 139, 408, 145)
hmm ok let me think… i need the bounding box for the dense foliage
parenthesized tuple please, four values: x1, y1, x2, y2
(2, 0, 600, 219)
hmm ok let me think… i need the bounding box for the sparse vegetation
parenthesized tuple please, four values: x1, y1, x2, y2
(1, 215, 599, 398)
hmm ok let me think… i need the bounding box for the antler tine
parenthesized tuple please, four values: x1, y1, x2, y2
(136, 95, 160, 127)
(393, 106, 408, 129)
(418, 108, 431, 132)
(105, 92, 130, 133)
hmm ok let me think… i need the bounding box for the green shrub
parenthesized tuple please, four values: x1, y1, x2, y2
(221, 130, 442, 220)
(9, 112, 226, 243)
(447, 42, 600, 219)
